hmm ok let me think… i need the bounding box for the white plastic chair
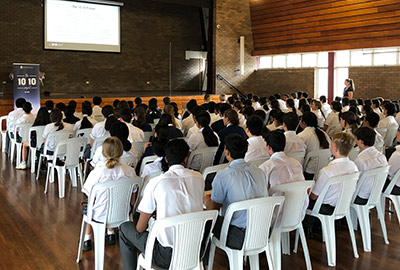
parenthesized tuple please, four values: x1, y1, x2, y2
(287, 151, 306, 166)
(77, 177, 142, 270)
(208, 196, 285, 270)
(29, 126, 45, 174)
(247, 156, 269, 167)
(187, 146, 218, 173)
(303, 149, 332, 180)
(143, 131, 153, 142)
(269, 181, 314, 270)
(15, 123, 33, 167)
(36, 129, 75, 180)
(202, 164, 229, 180)
(0, 116, 7, 153)
(381, 169, 400, 228)
(348, 147, 360, 162)
(45, 138, 86, 198)
(139, 155, 158, 176)
(132, 141, 147, 159)
(350, 166, 390, 252)
(76, 128, 92, 145)
(136, 171, 163, 210)
(304, 172, 360, 266)
(384, 126, 398, 147)
(83, 135, 109, 180)
(9, 128, 17, 164)
(137, 210, 219, 270)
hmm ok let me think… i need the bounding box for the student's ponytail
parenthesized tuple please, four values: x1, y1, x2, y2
(302, 112, 329, 149)
(195, 111, 219, 147)
(50, 108, 64, 131)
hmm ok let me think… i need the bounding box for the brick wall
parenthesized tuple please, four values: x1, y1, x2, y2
(349, 66, 400, 100)
(0, 0, 204, 99)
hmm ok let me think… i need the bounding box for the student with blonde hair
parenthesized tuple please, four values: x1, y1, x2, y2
(164, 104, 182, 129)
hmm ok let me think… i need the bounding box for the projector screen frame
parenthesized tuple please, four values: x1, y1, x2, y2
(44, 0, 123, 53)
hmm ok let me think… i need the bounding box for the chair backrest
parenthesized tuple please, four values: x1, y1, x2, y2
(287, 151, 306, 166)
(90, 135, 109, 159)
(87, 177, 142, 228)
(54, 138, 86, 167)
(304, 149, 332, 180)
(143, 210, 218, 270)
(220, 196, 285, 254)
(248, 157, 269, 167)
(376, 127, 387, 138)
(269, 181, 314, 231)
(0, 116, 7, 133)
(29, 126, 45, 149)
(385, 126, 398, 147)
(202, 163, 229, 180)
(311, 172, 360, 218)
(348, 147, 360, 161)
(353, 166, 389, 206)
(131, 141, 147, 158)
(15, 123, 33, 143)
(76, 128, 92, 144)
(136, 171, 162, 209)
(187, 146, 218, 173)
(139, 155, 158, 176)
(94, 115, 105, 122)
(44, 129, 75, 154)
(383, 168, 400, 195)
(120, 155, 138, 167)
(143, 131, 153, 142)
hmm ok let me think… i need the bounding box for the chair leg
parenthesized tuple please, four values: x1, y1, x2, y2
(355, 206, 371, 252)
(376, 202, 389, 245)
(69, 168, 77, 187)
(31, 148, 37, 174)
(36, 155, 43, 180)
(57, 167, 66, 198)
(281, 231, 290, 255)
(208, 242, 216, 270)
(92, 223, 106, 270)
(321, 216, 336, 266)
(248, 254, 259, 270)
(389, 196, 400, 227)
(44, 165, 52, 194)
(345, 213, 359, 259)
(76, 219, 88, 263)
(16, 143, 21, 167)
(298, 223, 312, 270)
(227, 249, 244, 270)
(293, 228, 300, 253)
(266, 244, 275, 270)
(271, 229, 281, 270)
(78, 165, 84, 187)
(10, 142, 15, 163)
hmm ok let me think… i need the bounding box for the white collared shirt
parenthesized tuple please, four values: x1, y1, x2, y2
(244, 136, 270, 162)
(252, 102, 261, 110)
(284, 131, 307, 154)
(325, 111, 341, 138)
(141, 157, 163, 179)
(138, 165, 204, 247)
(278, 99, 288, 111)
(187, 127, 219, 171)
(388, 145, 400, 187)
(378, 115, 399, 129)
(92, 105, 102, 117)
(187, 125, 200, 139)
(126, 122, 144, 142)
(355, 147, 388, 199)
(15, 113, 35, 137)
(7, 108, 24, 132)
(312, 157, 359, 206)
(322, 103, 332, 119)
(312, 109, 325, 128)
(90, 120, 109, 140)
(374, 129, 385, 152)
(209, 113, 219, 125)
(73, 115, 97, 131)
(182, 114, 195, 136)
(42, 122, 74, 151)
(91, 145, 138, 168)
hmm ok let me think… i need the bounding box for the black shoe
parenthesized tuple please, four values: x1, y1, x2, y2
(107, 234, 116, 245)
(83, 240, 92, 251)
(305, 228, 314, 239)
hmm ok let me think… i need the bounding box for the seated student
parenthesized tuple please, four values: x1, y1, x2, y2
(41, 108, 73, 154)
(68, 100, 82, 119)
(298, 112, 331, 180)
(320, 95, 332, 119)
(90, 105, 115, 146)
(203, 134, 267, 266)
(342, 97, 350, 112)
(372, 98, 383, 119)
(147, 98, 162, 120)
(219, 93, 227, 103)
(211, 103, 232, 134)
(73, 104, 97, 131)
(244, 115, 270, 162)
(339, 111, 359, 135)
(303, 132, 358, 238)
(214, 109, 248, 165)
(208, 101, 219, 125)
(323, 101, 342, 138)
(187, 111, 219, 171)
(379, 102, 399, 129)
(158, 114, 183, 139)
(119, 108, 144, 143)
(266, 109, 284, 131)
(140, 137, 169, 179)
(132, 105, 152, 132)
(259, 130, 305, 188)
(363, 112, 384, 152)
(92, 96, 103, 120)
(64, 104, 81, 125)
(252, 95, 261, 110)
(311, 100, 326, 128)
(201, 93, 211, 111)
(182, 99, 198, 135)
(164, 104, 182, 129)
(82, 137, 137, 250)
(282, 112, 307, 154)
(384, 129, 400, 195)
(119, 139, 205, 269)
(6, 98, 26, 154)
(45, 100, 54, 113)
(233, 101, 246, 127)
(353, 127, 388, 205)
(186, 106, 205, 138)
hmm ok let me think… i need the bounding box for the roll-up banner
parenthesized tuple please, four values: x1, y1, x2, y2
(13, 63, 41, 114)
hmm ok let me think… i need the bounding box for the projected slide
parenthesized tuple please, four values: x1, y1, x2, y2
(45, 0, 121, 52)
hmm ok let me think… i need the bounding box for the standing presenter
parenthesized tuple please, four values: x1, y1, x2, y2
(343, 78, 355, 99)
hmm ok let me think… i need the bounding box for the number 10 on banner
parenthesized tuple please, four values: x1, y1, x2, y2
(18, 78, 37, 86)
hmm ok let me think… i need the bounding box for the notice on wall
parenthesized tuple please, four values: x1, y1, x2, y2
(13, 63, 41, 114)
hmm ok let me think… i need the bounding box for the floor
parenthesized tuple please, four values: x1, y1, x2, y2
(0, 152, 400, 270)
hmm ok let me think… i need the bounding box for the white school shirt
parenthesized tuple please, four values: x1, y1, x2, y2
(298, 126, 331, 174)
(73, 115, 97, 131)
(42, 122, 74, 151)
(90, 120, 109, 140)
(238, 113, 246, 128)
(173, 117, 182, 129)
(373, 108, 384, 120)
(7, 108, 24, 132)
(388, 145, 400, 187)
(378, 115, 399, 129)
(182, 114, 195, 136)
(321, 103, 332, 120)
(374, 129, 385, 152)
(284, 131, 307, 154)
(395, 113, 400, 126)
(141, 157, 163, 179)
(15, 113, 35, 138)
(278, 99, 288, 111)
(92, 105, 102, 117)
(82, 164, 137, 222)
(252, 102, 261, 110)
(267, 122, 283, 131)
(312, 109, 325, 128)
(210, 113, 220, 125)
(312, 157, 359, 206)
(244, 136, 270, 162)
(91, 145, 138, 168)
(138, 165, 204, 247)
(126, 123, 144, 142)
(355, 147, 388, 199)
(342, 106, 349, 112)
(187, 127, 219, 171)
(324, 111, 341, 138)
(187, 125, 200, 139)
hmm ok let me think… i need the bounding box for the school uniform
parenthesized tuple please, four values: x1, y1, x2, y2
(324, 111, 342, 138)
(385, 146, 400, 195)
(374, 129, 384, 152)
(182, 114, 195, 136)
(312, 109, 325, 128)
(15, 113, 35, 139)
(211, 118, 225, 134)
(284, 131, 307, 154)
(73, 115, 97, 131)
(126, 123, 144, 143)
(141, 157, 163, 179)
(209, 113, 220, 125)
(91, 146, 138, 169)
(90, 120, 109, 140)
(244, 136, 270, 162)
(187, 128, 219, 171)
(214, 124, 247, 165)
(321, 103, 332, 120)
(92, 105, 102, 118)
(378, 115, 399, 129)
(42, 122, 74, 152)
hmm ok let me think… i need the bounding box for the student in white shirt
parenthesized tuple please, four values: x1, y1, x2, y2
(266, 109, 284, 131)
(320, 95, 332, 119)
(323, 101, 342, 138)
(378, 102, 399, 130)
(286, 99, 299, 115)
(342, 97, 350, 112)
(92, 96, 103, 120)
(90, 105, 114, 146)
(339, 111, 359, 136)
(244, 115, 269, 162)
(303, 132, 358, 238)
(372, 99, 383, 119)
(385, 130, 400, 195)
(187, 111, 219, 170)
(282, 112, 307, 154)
(363, 112, 384, 152)
(119, 139, 205, 269)
(208, 102, 220, 125)
(353, 127, 388, 205)
(182, 99, 198, 135)
(311, 100, 326, 128)
(42, 108, 73, 153)
(252, 95, 261, 110)
(5, 98, 26, 155)
(164, 104, 182, 129)
(298, 112, 331, 180)
(233, 101, 246, 128)
(141, 137, 169, 179)
(73, 104, 97, 131)
(119, 108, 144, 143)
(81, 137, 137, 251)
(14, 102, 36, 169)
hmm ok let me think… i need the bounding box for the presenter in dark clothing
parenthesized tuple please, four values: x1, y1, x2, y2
(343, 78, 355, 99)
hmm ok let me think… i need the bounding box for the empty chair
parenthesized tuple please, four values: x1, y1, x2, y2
(137, 210, 219, 270)
(187, 146, 218, 173)
(350, 166, 390, 252)
(139, 155, 158, 176)
(269, 181, 314, 270)
(287, 151, 306, 166)
(29, 126, 45, 174)
(304, 172, 360, 266)
(76, 128, 92, 145)
(77, 177, 142, 270)
(384, 126, 397, 147)
(208, 196, 285, 270)
(382, 169, 400, 228)
(0, 116, 7, 153)
(15, 123, 33, 167)
(303, 149, 332, 180)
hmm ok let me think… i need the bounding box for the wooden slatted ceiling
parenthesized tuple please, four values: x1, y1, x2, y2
(250, 0, 400, 55)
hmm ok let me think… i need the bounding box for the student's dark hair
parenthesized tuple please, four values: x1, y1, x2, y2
(291, 92, 298, 99)
(50, 108, 64, 131)
(117, 100, 130, 112)
(165, 139, 190, 166)
(283, 112, 299, 131)
(208, 101, 216, 114)
(225, 134, 248, 159)
(22, 102, 32, 113)
(339, 111, 359, 134)
(320, 95, 327, 103)
(127, 101, 134, 110)
(274, 93, 282, 100)
(170, 102, 180, 118)
(298, 98, 308, 110)
(297, 92, 303, 98)
(110, 122, 132, 151)
(101, 105, 114, 118)
(134, 106, 147, 127)
(355, 127, 376, 147)
(243, 106, 255, 119)
(65, 105, 75, 117)
(372, 99, 382, 112)
(194, 111, 219, 147)
(149, 98, 158, 111)
(253, 95, 260, 102)
(163, 96, 171, 105)
(246, 115, 264, 136)
(93, 96, 102, 106)
(303, 92, 309, 99)
(335, 96, 342, 102)
(105, 115, 119, 131)
(45, 100, 54, 111)
(80, 105, 93, 130)
(269, 109, 284, 125)
(301, 104, 311, 113)
(270, 100, 281, 110)
(286, 98, 297, 115)
(363, 105, 373, 114)
(224, 109, 239, 126)
(159, 113, 173, 125)
(186, 99, 198, 112)
(254, 110, 266, 123)
(218, 103, 231, 116)
(342, 97, 349, 106)
(113, 99, 120, 109)
(260, 97, 268, 106)
(332, 101, 342, 112)
(264, 130, 286, 153)
(152, 137, 169, 172)
(119, 108, 132, 123)
(33, 107, 50, 127)
(268, 96, 276, 102)
(155, 123, 170, 140)
(68, 100, 77, 108)
(134, 97, 142, 106)
(301, 112, 329, 149)
(15, 98, 26, 108)
(56, 102, 66, 112)
(244, 99, 252, 107)
(233, 101, 243, 112)
(348, 106, 361, 118)
(349, 99, 357, 107)
(364, 99, 372, 107)
(384, 102, 396, 116)
(227, 96, 235, 105)
(247, 93, 254, 100)
(365, 112, 380, 128)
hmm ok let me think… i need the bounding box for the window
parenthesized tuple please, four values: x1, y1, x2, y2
(272, 55, 286, 68)
(317, 52, 328, 68)
(302, 53, 317, 67)
(334, 68, 349, 98)
(287, 54, 302, 68)
(315, 68, 328, 98)
(373, 48, 397, 66)
(350, 50, 372, 66)
(336, 50, 350, 67)
(259, 56, 272, 69)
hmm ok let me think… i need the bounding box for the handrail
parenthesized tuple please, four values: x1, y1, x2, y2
(216, 74, 246, 97)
